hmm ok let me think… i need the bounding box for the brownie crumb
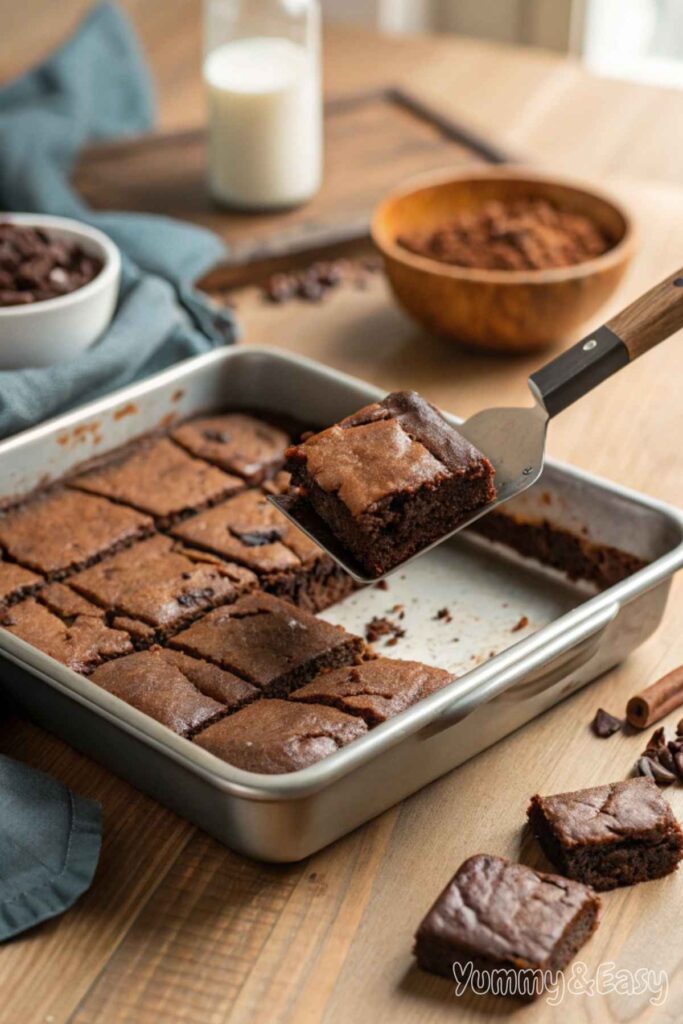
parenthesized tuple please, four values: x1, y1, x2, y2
(374, 580, 389, 591)
(511, 615, 529, 632)
(365, 614, 406, 646)
(434, 607, 452, 624)
(591, 707, 623, 738)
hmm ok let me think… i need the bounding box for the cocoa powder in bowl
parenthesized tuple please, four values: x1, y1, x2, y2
(396, 198, 611, 272)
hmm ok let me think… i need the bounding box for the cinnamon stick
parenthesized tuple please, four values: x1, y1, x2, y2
(626, 666, 683, 729)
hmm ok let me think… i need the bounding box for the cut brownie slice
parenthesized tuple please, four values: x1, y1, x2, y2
(70, 436, 244, 527)
(286, 390, 496, 577)
(0, 489, 153, 578)
(290, 657, 452, 725)
(69, 534, 256, 638)
(172, 413, 289, 484)
(527, 777, 683, 890)
(193, 698, 367, 773)
(0, 561, 44, 606)
(171, 488, 355, 613)
(0, 598, 132, 673)
(90, 647, 258, 736)
(414, 854, 600, 1000)
(170, 592, 366, 696)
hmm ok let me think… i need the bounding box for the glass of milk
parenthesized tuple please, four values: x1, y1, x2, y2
(203, 0, 322, 210)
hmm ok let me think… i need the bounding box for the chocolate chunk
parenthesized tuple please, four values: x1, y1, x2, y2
(591, 707, 623, 738)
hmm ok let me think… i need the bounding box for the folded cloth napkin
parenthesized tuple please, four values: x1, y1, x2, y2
(0, 754, 101, 941)
(0, 0, 236, 438)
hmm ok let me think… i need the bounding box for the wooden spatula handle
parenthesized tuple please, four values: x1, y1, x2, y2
(607, 269, 683, 359)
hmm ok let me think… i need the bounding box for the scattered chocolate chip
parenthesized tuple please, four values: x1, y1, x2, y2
(591, 708, 623, 738)
(635, 755, 676, 786)
(261, 256, 382, 306)
(374, 580, 389, 591)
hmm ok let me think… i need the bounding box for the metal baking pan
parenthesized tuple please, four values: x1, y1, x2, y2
(1, 347, 681, 862)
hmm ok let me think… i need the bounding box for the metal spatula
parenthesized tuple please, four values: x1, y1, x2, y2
(271, 266, 683, 583)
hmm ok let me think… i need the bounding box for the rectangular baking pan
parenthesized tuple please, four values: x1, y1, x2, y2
(1, 346, 681, 862)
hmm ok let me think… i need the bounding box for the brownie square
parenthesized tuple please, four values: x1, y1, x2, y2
(290, 657, 452, 725)
(70, 436, 244, 527)
(171, 488, 354, 613)
(69, 534, 256, 638)
(36, 581, 106, 619)
(0, 598, 133, 673)
(193, 698, 367, 773)
(0, 489, 153, 578)
(414, 854, 600, 1000)
(286, 390, 496, 577)
(172, 413, 289, 484)
(0, 561, 43, 606)
(90, 647, 258, 736)
(528, 777, 683, 890)
(169, 592, 365, 696)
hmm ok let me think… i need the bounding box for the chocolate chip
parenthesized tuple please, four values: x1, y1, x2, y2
(592, 708, 623, 738)
(635, 755, 676, 786)
(230, 526, 283, 547)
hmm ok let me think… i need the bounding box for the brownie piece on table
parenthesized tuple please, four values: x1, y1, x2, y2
(170, 592, 365, 696)
(286, 391, 496, 577)
(0, 561, 43, 606)
(414, 854, 600, 1000)
(290, 657, 452, 725)
(0, 489, 153, 578)
(527, 777, 683, 890)
(171, 488, 355, 613)
(172, 413, 289, 484)
(70, 437, 243, 527)
(0, 598, 132, 673)
(69, 534, 256, 638)
(193, 698, 367, 773)
(90, 647, 258, 736)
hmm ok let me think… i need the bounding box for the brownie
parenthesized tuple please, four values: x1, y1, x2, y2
(414, 854, 601, 1000)
(528, 778, 683, 890)
(290, 657, 452, 725)
(70, 436, 244, 527)
(0, 560, 43, 606)
(193, 698, 367, 773)
(172, 413, 289, 484)
(170, 592, 366, 696)
(286, 391, 496, 577)
(69, 535, 256, 638)
(0, 489, 153, 578)
(36, 581, 105, 619)
(472, 511, 647, 590)
(171, 488, 355, 613)
(0, 598, 133, 673)
(89, 647, 256, 736)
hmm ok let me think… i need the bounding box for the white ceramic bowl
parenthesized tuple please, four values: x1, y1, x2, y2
(0, 214, 121, 369)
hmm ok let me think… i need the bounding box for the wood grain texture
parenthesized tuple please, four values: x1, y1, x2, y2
(607, 266, 683, 359)
(2, 8, 683, 1024)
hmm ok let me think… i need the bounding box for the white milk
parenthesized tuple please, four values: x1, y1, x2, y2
(204, 36, 322, 209)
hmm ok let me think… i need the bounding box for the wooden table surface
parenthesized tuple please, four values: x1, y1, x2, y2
(2, 6, 683, 1023)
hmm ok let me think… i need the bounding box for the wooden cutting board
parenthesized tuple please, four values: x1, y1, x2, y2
(72, 88, 512, 268)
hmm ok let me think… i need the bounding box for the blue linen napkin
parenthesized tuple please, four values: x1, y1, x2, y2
(0, 0, 236, 438)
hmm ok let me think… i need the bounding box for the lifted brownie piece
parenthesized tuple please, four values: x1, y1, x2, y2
(172, 413, 289, 484)
(70, 437, 243, 527)
(528, 777, 683, 891)
(170, 592, 365, 696)
(290, 657, 452, 725)
(90, 647, 258, 736)
(69, 534, 256, 637)
(286, 391, 496, 577)
(193, 698, 367, 773)
(0, 598, 132, 673)
(414, 854, 600, 1000)
(0, 489, 153, 578)
(171, 488, 354, 613)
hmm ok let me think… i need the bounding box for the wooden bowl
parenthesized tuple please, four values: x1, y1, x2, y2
(371, 167, 636, 353)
